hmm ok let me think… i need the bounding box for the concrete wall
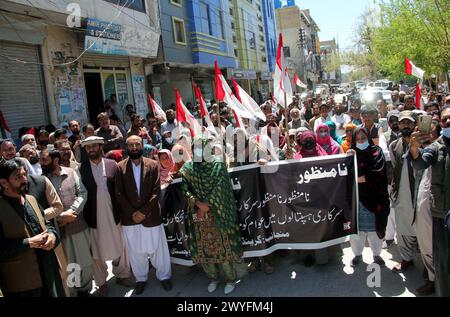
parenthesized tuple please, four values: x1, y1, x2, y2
(6, 0, 159, 31)
(41, 26, 89, 125)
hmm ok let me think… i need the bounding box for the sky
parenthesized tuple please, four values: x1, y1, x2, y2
(294, 0, 376, 51)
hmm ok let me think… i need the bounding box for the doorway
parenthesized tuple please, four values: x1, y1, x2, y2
(84, 72, 104, 125)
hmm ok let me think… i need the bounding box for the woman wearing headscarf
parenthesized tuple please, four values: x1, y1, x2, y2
(339, 123, 357, 154)
(348, 127, 390, 267)
(325, 121, 341, 145)
(293, 130, 327, 159)
(315, 123, 341, 155)
(158, 149, 175, 186)
(293, 129, 341, 267)
(171, 143, 191, 178)
(180, 137, 242, 295)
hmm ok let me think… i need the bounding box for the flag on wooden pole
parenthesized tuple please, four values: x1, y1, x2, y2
(405, 58, 425, 80)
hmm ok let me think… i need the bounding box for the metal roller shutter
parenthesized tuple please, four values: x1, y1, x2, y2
(0, 41, 47, 138)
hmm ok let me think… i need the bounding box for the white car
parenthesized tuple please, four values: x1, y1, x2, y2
(361, 89, 393, 104)
(333, 93, 351, 104)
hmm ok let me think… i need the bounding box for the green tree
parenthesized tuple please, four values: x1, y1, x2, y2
(371, 0, 450, 86)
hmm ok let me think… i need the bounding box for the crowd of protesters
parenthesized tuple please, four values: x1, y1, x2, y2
(1, 83, 449, 297)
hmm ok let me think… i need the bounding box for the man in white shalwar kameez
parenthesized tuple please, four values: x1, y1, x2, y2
(115, 136, 172, 295)
(80, 136, 133, 296)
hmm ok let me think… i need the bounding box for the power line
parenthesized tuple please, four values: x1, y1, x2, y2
(103, 0, 158, 32)
(22, 0, 85, 32)
(0, 0, 132, 67)
(0, 11, 27, 44)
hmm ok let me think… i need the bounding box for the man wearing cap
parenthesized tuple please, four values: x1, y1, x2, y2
(95, 113, 124, 154)
(379, 110, 401, 249)
(391, 90, 400, 107)
(360, 105, 383, 146)
(389, 111, 420, 273)
(115, 136, 172, 295)
(409, 104, 450, 297)
(79, 136, 133, 296)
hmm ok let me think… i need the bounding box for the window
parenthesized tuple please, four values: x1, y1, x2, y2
(172, 17, 186, 45)
(230, 8, 233, 16)
(170, 0, 182, 7)
(200, 3, 210, 35)
(231, 22, 235, 30)
(234, 49, 238, 57)
(248, 31, 256, 49)
(283, 46, 291, 57)
(233, 35, 237, 43)
(104, 0, 146, 12)
(262, 56, 267, 63)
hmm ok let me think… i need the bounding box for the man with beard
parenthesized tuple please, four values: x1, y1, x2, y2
(79, 136, 133, 297)
(391, 90, 400, 107)
(161, 109, 177, 137)
(288, 108, 310, 130)
(115, 136, 172, 295)
(331, 103, 351, 138)
(389, 111, 420, 273)
(379, 110, 401, 249)
(300, 97, 314, 122)
(21, 134, 37, 148)
(40, 149, 92, 297)
(19, 144, 41, 176)
(37, 130, 50, 152)
(68, 121, 81, 147)
(409, 105, 450, 296)
(55, 140, 79, 171)
(0, 159, 65, 297)
(1, 138, 34, 175)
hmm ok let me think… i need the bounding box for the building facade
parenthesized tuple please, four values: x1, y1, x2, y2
(320, 39, 341, 84)
(275, 4, 321, 90)
(229, 0, 272, 102)
(0, 0, 160, 135)
(152, 0, 236, 107)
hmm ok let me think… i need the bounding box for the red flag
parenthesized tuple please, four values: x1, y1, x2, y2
(193, 82, 215, 132)
(175, 89, 202, 137)
(192, 82, 206, 117)
(214, 60, 226, 101)
(274, 33, 293, 108)
(415, 81, 422, 110)
(148, 94, 167, 120)
(175, 89, 187, 123)
(0, 111, 12, 139)
(231, 78, 242, 103)
(293, 73, 307, 88)
(405, 58, 425, 79)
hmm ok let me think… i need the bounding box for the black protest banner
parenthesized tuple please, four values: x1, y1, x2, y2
(161, 154, 358, 264)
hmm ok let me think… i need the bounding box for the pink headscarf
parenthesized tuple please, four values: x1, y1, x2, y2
(158, 149, 175, 185)
(293, 130, 327, 159)
(315, 123, 340, 155)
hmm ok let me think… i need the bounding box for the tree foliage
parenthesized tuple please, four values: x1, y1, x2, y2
(371, 0, 450, 81)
